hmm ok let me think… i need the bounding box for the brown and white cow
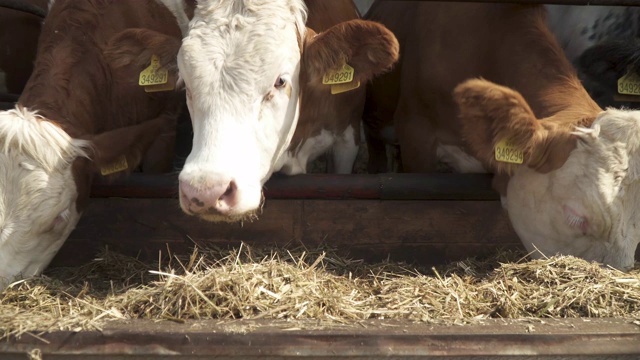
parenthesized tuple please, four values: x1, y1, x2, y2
(364, 1, 640, 270)
(0, 0, 191, 289)
(177, 0, 399, 222)
(279, 0, 367, 175)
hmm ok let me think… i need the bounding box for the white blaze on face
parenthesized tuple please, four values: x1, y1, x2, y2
(505, 109, 640, 270)
(0, 107, 88, 289)
(177, 0, 307, 222)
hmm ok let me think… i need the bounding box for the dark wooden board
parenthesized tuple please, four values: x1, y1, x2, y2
(3, 318, 640, 359)
(90, 173, 500, 201)
(51, 198, 521, 268)
(407, 0, 639, 6)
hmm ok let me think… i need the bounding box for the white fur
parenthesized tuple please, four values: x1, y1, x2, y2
(332, 125, 359, 174)
(178, 0, 307, 221)
(437, 144, 486, 173)
(0, 107, 87, 289)
(278, 125, 359, 175)
(0, 107, 89, 171)
(279, 130, 334, 175)
(505, 108, 640, 270)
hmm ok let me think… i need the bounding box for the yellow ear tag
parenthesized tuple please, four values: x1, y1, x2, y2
(495, 139, 524, 164)
(618, 70, 640, 96)
(100, 155, 129, 176)
(144, 81, 175, 93)
(139, 54, 169, 87)
(331, 81, 361, 94)
(323, 63, 355, 85)
(618, 72, 640, 95)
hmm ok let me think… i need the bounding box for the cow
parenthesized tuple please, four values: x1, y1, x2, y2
(0, 0, 192, 289)
(546, 5, 640, 109)
(0, 0, 48, 96)
(279, 0, 367, 175)
(177, 0, 399, 222)
(363, 1, 640, 270)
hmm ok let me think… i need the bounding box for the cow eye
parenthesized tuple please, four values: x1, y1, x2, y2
(44, 208, 70, 233)
(274, 77, 286, 89)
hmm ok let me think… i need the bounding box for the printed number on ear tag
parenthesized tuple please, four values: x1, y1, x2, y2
(618, 71, 640, 96)
(139, 54, 169, 86)
(100, 155, 129, 176)
(495, 139, 523, 164)
(323, 63, 355, 85)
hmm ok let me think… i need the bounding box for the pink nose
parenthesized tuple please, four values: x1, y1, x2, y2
(179, 178, 238, 215)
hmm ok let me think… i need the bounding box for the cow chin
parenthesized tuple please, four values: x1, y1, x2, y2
(0, 211, 80, 290)
(194, 208, 261, 224)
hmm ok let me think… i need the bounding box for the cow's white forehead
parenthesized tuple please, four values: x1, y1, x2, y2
(0, 152, 71, 221)
(576, 109, 640, 178)
(180, 0, 307, 102)
(589, 108, 640, 147)
(0, 107, 89, 172)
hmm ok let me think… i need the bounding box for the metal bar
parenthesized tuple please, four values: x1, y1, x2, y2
(401, 0, 640, 6)
(0, 0, 46, 17)
(90, 173, 500, 200)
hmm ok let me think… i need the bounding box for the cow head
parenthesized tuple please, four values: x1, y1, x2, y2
(455, 78, 640, 270)
(0, 107, 174, 290)
(177, 0, 399, 222)
(0, 25, 182, 289)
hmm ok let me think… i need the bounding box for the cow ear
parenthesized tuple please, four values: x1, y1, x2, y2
(453, 78, 579, 174)
(301, 19, 399, 88)
(103, 29, 182, 72)
(578, 39, 640, 83)
(87, 115, 175, 177)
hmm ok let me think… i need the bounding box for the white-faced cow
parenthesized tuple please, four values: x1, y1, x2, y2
(364, 1, 640, 270)
(177, 0, 399, 222)
(0, 0, 192, 289)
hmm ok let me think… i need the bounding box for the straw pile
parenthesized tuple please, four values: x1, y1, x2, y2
(2, 244, 640, 340)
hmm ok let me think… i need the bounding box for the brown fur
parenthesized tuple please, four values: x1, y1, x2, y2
(364, 1, 602, 176)
(302, 19, 399, 89)
(17, 0, 186, 210)
(290, 2, 399, 168)
(454, 79, 584, 175)
(304, 0, 361, 32)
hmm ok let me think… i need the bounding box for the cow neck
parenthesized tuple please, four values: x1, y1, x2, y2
(496, 7, 602, 125)
(17, 0, 111, 139)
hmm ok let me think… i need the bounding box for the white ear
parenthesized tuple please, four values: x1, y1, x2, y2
(572, 124, 600, 140)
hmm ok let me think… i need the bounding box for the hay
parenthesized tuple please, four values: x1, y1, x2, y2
(2, 244, 640, 340)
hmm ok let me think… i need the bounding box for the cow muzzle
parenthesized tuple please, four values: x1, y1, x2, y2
(179, 173, 240, 217)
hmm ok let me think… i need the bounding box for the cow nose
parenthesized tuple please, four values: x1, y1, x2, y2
(179, 178, 238, 215)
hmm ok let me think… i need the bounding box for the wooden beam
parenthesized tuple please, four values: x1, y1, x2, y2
(51, 198, 520, 267)
(3, 319, 640, 359)
(90, 173, 500, 200)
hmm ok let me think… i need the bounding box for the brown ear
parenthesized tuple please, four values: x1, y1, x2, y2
(302, 19, 399, 87)
(88, 114, 176, 177)
(454, 78, 577, 174)
(103, 29, 181, 72)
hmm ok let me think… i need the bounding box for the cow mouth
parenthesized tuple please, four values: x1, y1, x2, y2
(193, 209, 261, 224)
(182, 191, 265, 224)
